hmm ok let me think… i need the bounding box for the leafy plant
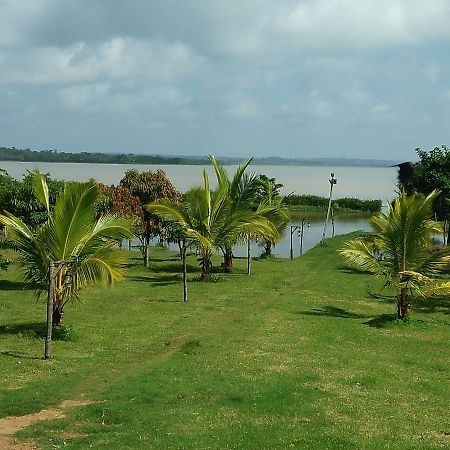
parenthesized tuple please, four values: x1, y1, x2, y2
(0, 171, 133, 326)
(339, 190, 450, 319)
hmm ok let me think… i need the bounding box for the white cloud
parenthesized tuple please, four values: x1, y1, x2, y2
(58, 83, 193, 119)
(225, 100, 260, 120)
(273, 0, 450, 51)
(0, 38, 205, 85)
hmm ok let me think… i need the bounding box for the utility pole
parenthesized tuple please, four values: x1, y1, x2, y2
(322, 173, 337, 242)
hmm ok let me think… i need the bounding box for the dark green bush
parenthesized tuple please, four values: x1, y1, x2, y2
(284, 194, 381, 212)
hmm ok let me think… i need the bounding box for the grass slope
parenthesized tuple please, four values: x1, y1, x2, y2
(0, 234, 449, 449)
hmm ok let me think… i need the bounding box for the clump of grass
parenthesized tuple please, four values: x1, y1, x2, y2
(180, 339, 201, 355)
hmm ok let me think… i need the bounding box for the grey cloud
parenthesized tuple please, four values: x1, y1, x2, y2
(1, 0, 450, 159)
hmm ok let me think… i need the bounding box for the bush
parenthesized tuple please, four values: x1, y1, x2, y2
(284, 194, 381, 212)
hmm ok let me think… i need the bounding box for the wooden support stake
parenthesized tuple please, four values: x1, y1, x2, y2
(44, 261, 54, 360)
(247, 238, 251, 275)
(182, 239, 187, 303)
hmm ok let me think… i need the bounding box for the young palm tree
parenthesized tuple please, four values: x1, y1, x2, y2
(208, 155, 278, 271)
(0, 171, 133, 326)
(148, 168, 278, 279)
(254, 176, 290, 257)
(339, 190, 450, 319)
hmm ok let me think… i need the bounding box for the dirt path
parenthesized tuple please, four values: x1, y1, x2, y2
(0, 400, 93, 450)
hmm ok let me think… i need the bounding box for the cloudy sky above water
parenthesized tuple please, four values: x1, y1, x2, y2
(1, 0, 449, 160)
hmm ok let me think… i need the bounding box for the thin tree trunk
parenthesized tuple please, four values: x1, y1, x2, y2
(144, 236, 149, 267)
(247, 238, 251, 275)
(446, 219, 449, 246)
(128, 239, 132, 250)
(45, 261, 54, 359)
(182, 239, 187, 303)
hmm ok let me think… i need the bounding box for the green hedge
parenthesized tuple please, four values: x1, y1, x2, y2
(284, 194, 382, 213)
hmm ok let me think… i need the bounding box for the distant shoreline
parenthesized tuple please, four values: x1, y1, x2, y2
(0, 146, 398, 168)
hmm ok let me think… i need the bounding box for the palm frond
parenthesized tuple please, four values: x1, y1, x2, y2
(338, 239, 384, 274)
(32, 170, 50, 213)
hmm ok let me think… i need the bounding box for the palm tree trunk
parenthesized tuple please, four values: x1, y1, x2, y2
(264, 240, 272, 256)
(52, 305, 64, 327)
(224, 247, 233, 272)
(201, 250, 211, 280)
(397, 287, 410, 319)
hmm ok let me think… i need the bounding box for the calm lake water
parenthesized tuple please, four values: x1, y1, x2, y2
(0, 161, 396, 199)
(0, 161, 397, 258)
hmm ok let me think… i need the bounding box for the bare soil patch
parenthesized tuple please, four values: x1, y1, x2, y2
(0, 399, 94, 449)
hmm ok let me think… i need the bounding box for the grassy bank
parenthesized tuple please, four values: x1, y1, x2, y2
(287, 205, 373, 216)
(0, 235, 449, 449)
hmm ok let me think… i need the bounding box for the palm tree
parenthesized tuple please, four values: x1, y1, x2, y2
(339, 190, 450, 319)
(208, 155, 279, 271)
(148, 168, 279, 279)
(0, 171, 132, 326)
(253, 175, 290, 257)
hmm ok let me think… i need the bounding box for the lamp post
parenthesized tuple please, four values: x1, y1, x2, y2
(322, 173, 337, 242)
(290, 219, 310, 259)
(300, 218, 310, 256)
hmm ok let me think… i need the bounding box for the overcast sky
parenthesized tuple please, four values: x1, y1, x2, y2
(1, 0, 449, 160)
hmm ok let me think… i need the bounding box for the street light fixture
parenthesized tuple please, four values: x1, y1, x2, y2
(322, 173, 337, 242)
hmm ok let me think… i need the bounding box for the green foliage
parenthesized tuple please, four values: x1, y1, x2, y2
(0, 169, 64, 228)
(284, 194, 382, 212)
(0, 146, 207, 165)
(339, 190, 450, 318)
(119, 169, 181, 263)
(149, 158, 283, 277)
(0, 171, 133, 325)
(411, 145, 450, 222)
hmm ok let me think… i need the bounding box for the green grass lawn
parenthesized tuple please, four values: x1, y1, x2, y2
(0, 234, 449, 449)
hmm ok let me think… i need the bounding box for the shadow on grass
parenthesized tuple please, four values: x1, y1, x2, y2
(148, 263, 199, 274)
(0, 322, 77, 341)
(0, 350, 41, 360)
(0, 280, 32, 291)
(414, 297, 449, 315)
(363, 314, 399, 328)
(295, 306, 368, 319)
(337, 265, 373, 276)
(128, 275, 180, 286)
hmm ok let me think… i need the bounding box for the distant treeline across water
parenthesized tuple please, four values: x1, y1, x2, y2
(0, 146, 396, 167)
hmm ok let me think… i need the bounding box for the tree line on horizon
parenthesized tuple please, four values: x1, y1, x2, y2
(0, 146, 396, 167)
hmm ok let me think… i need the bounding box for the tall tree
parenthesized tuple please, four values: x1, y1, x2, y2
(95, 183, 144, 247)
(0, 171, 133, 326)
(410, 146, 450, 243)
(119, 169, 181, 266)
(339, 190, 450, 319)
